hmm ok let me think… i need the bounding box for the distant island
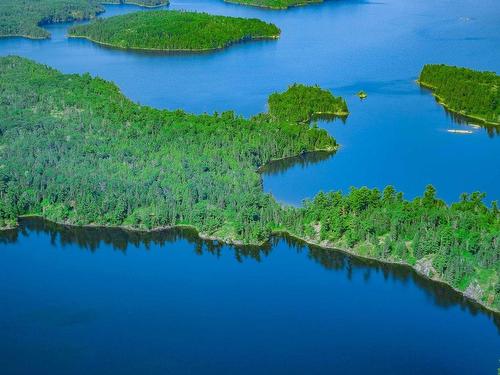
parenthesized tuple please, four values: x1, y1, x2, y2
(357, 90, 367, 99)
(418, 64, 500, 126)
(68, 11, 280, 52)
(225, 0, 323, 10)
(0, 0, 169, 39)
(268, 84, 349, 123)
(103, 0, 168, 7)
(0, 56, 498, 312)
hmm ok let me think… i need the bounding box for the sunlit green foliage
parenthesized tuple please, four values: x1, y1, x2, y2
(105, 0, 168, 7)
(281, 186, 500, 309)
(225, 0, 323, 10)
(0, 0, 168, 39)
(357, 90, 367, 99)
(0, 56, 334, 243)
(69, 10, 280, 51)
(0, 0, 103, 39)
(419, 64, 500, 125)
(0, 57, 498, 310)
(268, 84, 349, 123)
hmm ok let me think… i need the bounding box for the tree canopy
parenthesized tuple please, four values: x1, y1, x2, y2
(0, 57, 498, 311)
(0, 0, 169, 39)
(268, 84, 349, 123)
(282, 186, 499, 310)
(419, 64, 500, 126)
(105, 0, 168, 7)
(68, 10, 280, 51)
(0, 56, 334, 243)
(225, 0, 323, 10)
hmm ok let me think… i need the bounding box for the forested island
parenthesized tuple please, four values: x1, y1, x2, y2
(357, 90, 367, 99)
(68, 11, 280, 51)
(224, 0, 323, 10)
(0, 0, 169, 39)
(268, 84, 349, 123)
(103, 0, 168, 7)
(419, 64, 500, 126)
(0, 57, 498, 312)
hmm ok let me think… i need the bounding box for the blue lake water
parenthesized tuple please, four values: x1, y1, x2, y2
(1, 219, 499, 375)
(0, 0, 499, 204)
(0, 0, 499, 373)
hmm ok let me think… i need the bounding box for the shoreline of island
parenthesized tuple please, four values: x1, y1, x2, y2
(417, 80, 500, 127)
(67, 33, 280, 53)
(311, 110, 349, 118)
(1, 142, 496, 316)
(0, 34, 48, 40)
(3, 214, 498, 315)
(0, 1, 168, 40)
(275, 229, 500, 315)
(101, 1, 169, 8)
(256, 146, 338, 172)
(0, 57, 497, 317)
(67, 10, 281, 53)
(223, 0, 323, 10)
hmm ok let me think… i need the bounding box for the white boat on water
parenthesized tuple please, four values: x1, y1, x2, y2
(447, 129, 473, 134)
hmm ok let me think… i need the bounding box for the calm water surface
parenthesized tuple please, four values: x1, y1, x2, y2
(0, 0, 499, 373)
(0, 219, 499, 374)
(0, 0, 498, 203)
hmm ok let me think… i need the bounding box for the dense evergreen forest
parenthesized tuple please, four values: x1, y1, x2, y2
(268, 84, 349, 123)
(0, 0, 168, 39)
(281, 187, 499, 310)
(0, 56, 335, 242)
(224, 0, 323, 10)
(419, 64, 500, 126)
(69, 10, 280, 51)
(104, 0, 168, 7)
(0, 57, 498, 311)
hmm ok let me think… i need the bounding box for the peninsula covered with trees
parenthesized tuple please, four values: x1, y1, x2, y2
(68, 10, 280, 51)
(0, 56, 335, 241)
(0, 57, 498, 312)
(268, 84, 349, 123)
(224, 0, 323, 10)
(419, 64, 500, 126)
(0, 0, 169, 39)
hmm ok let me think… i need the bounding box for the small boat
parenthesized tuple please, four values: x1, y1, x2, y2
(447, 129, 473, 134)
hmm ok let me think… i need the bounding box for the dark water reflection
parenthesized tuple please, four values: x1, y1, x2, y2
(418, 86, 500, 137)
(1, 218, 499, 374)
(3, 217, 499, 327)
(442, 107, 500, 137)
(0, 0, 499, 372)
(259, 151, 335, 177)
